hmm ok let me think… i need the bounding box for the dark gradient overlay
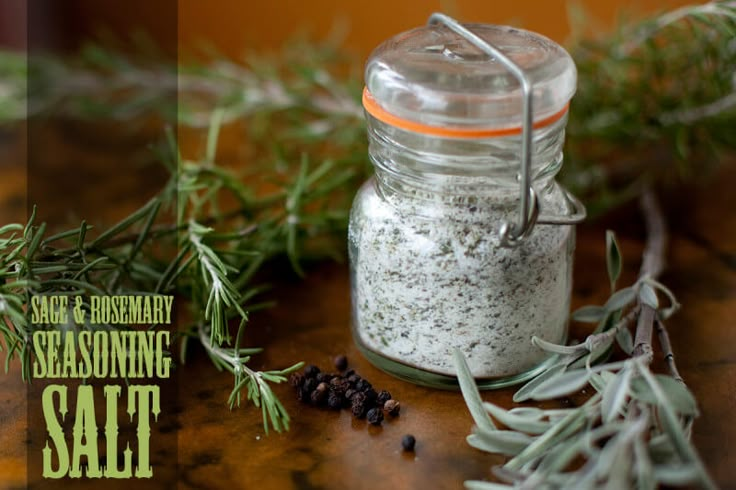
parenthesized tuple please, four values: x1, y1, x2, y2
(26, 1, 179, 487)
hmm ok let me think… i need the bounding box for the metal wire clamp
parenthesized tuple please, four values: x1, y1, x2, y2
(427, 13, 586, 247)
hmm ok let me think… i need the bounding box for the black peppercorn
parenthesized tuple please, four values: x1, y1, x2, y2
(355, 379, 372, 392)
(376, 390, 392, 406)
(316, 372, 333, 383)
(401, 434, 416, 451)
(347, 374, 361, 385)
(366, 407, 384, 425)
(351, 392, 368, 418)
(315, 382, 329, 393)
(327, 392, 343, 410)
(344, 389, 356, 401)
(330, 377, 351, 395)
(363, 388, 378, 404)
(344, 369, 355, 377)
(303, 377, 317, 393)
(289, 373, 305, 388)
(311, 388, 327, 405)
(304, 364, 320, 378)
(383, 399, 401, 416)
(334, 355, 348, 371)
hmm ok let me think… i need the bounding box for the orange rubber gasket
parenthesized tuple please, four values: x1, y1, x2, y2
(362, 87, 569, 138)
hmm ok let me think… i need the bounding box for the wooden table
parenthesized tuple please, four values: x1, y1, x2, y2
(0, 122, 734, 489)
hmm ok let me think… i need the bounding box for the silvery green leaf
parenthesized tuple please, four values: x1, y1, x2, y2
(491, 465, 526, 484)
(505, 407, 588, 470)
(529, 369, 591, 400)
(602, 363, 633, 422)
(470, 428, 535, 456)
(508, 407, 545, 419)
(634, 438, 656, 490)
(638, 282, 659, 308)
(599, 370, 617, 383)
(466, 434, 509, 456)
(464, 480, 515, 490)
(538, 437, 584, 472)
(531, 336, 587, 355)
(569, 465, 598, 490)
(483, 402, 550, 434)
(606, 230, 622, 289)
(637, 364, 717, 490)
(603, 439, 632, 490)
(593, 308, 615, 334)
(584, 332, 615, 353)
(571, 305, 606, 323)
(589, 372, 608, 393)
(630, 375, 698, 416)
(453, 348, 496, 432)
(615, 326, 634, 355)
(649, 432, 676, 462)
(604, 286, 637, 312)
(653, 464, 699, 485)
(513, 363, 566, 402)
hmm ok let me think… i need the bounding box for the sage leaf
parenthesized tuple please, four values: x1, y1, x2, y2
(606, 230, 622, 289)
(634, 438, 656, 490)
(538, 437, 584, 472)
(602, 363, 633, 421)
(630, 375, 698, 416)
(648, 432, 676, 462)
(508, 407, 545, 419)
(589, 372, 607, 393)
(529, 369, 591, 400)
(615, 326, 634, 354)
(464, 481, 515, 490)
(571, 305, 606, 323)
(470, 428, 535, 456)
(638, 364, 717, 490)
(513, 363, 566, 402)
(531, 336, 587, 355)
(483, 402, 550, 434)
(505, 405, 589, 470)
(653, 464, 699, 485)
(453, 348, 496, 431)
(604, 440, 631, 490)
(639, 282, 659, 308)
(604, 286, 637, 312)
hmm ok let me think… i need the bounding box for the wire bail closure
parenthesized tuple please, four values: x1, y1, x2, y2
(427, 13, 586, 247)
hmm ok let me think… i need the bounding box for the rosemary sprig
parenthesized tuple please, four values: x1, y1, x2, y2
(0, 99, 361, 432)
(564, 1, 736, 215)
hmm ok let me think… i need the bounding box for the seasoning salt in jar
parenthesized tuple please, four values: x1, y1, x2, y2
(348, 14, 586, 389)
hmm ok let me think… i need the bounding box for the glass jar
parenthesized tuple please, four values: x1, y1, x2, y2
(348, 15, 584, 389)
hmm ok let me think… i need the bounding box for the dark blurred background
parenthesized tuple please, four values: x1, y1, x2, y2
(1, 0, 693, 55)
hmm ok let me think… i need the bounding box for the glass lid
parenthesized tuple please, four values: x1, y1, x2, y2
(364, 22, 576, 132)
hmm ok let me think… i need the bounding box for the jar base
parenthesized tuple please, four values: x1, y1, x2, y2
(354, 339, 559, 390)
